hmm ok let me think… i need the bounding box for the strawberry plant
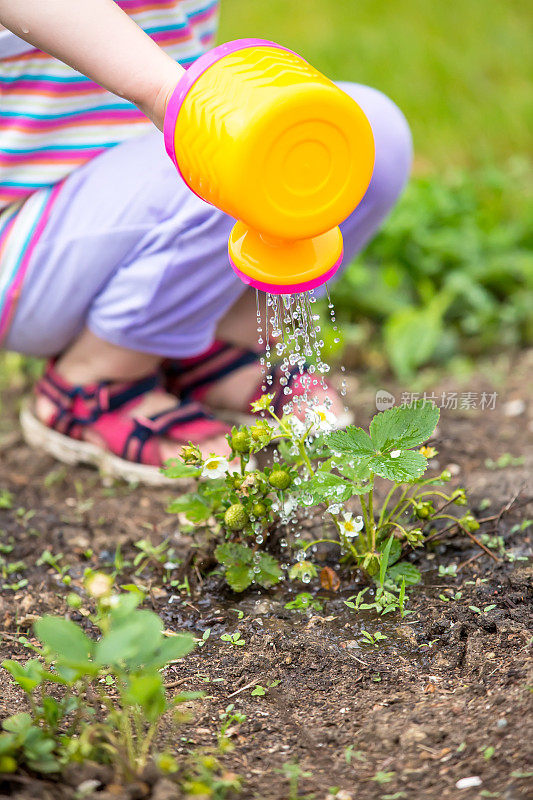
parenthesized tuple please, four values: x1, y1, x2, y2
(166, 396, 477, 610)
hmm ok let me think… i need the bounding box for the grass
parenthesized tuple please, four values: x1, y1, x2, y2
(219, 0, 532, 172)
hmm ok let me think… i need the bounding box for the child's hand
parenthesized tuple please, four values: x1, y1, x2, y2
(0, 0, 185, 131)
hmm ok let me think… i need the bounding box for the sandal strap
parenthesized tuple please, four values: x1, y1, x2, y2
(120, 402, 221, 464)
(164, 341, 322, 417)
(164, 341, 261, 402)
(36, 361, 160, 438)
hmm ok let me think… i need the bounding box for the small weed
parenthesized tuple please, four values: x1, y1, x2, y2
(251, 680, 280, 697)
(344, 744, 365, 764)
(438, 564, 458, 577)
(371, 770, 395, 784)
(220, 631, 245, 647)
(0, 490, 14, 509)
(285, 592, 324, 613)
(360, 630, 388, 648)
(485, 454, 525, 470)
(277, 761, 313, 800)
(439, 590, 463, 602)
(469, 604, 497, 615)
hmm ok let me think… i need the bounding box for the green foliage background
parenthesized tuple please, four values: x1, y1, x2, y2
(219, 0, 531, 171)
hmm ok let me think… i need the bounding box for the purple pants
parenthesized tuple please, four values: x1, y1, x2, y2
(5, 82, 412, 358)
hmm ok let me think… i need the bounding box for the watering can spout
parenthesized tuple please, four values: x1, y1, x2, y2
(164, 39, 375, 295)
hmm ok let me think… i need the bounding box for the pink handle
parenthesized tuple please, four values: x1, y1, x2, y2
(163, 38, 296, 186)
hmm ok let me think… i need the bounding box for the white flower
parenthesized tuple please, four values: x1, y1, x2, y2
(201, 455, 229, 479)
(307, 404, 338, 432)
(337, 512, 364, 539)
(390, 449, 401, 459)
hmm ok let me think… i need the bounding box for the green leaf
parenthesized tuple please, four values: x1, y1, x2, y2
(369, 399, 440, 452)
(144, 633, 196, 669)
(255, 553, 283, 588)
(372, 451, 428, 482)
(2, 712, 32, 735)
(0, 732, 17, 755)
(335, 457, 372, 486)
(124, 674, 166, 722)
(34, 616, 93, 668)
(215, 542, 253, 567)
(386, 538, 402, 567)
(225, 564, 253, 593)
(386, 562, 421, 586)
(2, 659, 43, 693)
(163, 460, 201, 479)
(327, 426, 375, 458)
(298, 471, 354, 505)
(95, 610, 163, 668)
(379, 535, 395, 586)
(166, 493, 211, 523)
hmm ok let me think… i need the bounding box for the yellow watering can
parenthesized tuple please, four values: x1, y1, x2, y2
(164, 39, 375, 294)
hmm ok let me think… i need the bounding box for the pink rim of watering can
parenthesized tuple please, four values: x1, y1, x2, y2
(163, 39, 297, 180)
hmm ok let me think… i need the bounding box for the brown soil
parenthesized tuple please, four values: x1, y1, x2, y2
(0, 352, 532, 800)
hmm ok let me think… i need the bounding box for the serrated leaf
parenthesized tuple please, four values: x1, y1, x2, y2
(386, 562, 421, 586)
(335, 456, 372, 486)
(372, 451, 428, 481)
(166, 493, 211, 523)
(369, 400, 440, 452)
(226, 564, 253, 592)
(215, 542, 253, 567)
(163, 460, 201, 479)
(298, 472, 354, 504)
(255, 553, 282, 588)
(327, 427, 375, 458)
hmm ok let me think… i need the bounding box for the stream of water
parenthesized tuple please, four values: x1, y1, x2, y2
(255, 287, 347, 420)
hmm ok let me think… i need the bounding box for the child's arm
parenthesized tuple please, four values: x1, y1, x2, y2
(0, 0, 185, 131)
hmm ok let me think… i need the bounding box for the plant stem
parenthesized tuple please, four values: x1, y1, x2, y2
(377, 482, 400, 529)
(359, 494, 371, 544)
(138, 719, 159, 769)
(367, 474, 376, 552)
(298, 439, 314, 476)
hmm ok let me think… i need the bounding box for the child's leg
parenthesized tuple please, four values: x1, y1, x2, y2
(5, 130, 241, 462)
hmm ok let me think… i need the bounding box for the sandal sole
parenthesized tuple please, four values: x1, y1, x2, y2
(20, 400, 176, 487)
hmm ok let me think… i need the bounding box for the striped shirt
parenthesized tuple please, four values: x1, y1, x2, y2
(0, 0, 219, 342)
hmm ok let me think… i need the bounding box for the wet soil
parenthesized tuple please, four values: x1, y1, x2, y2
(0, 352, 532, 800)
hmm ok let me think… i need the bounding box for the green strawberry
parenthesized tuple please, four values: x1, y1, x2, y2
(269, 469, 292, 490)
(224, 504, 249, 531)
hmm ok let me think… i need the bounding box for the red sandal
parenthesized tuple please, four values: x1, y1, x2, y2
(163, 340, 353, 427)
(20, 360, 231, 486)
